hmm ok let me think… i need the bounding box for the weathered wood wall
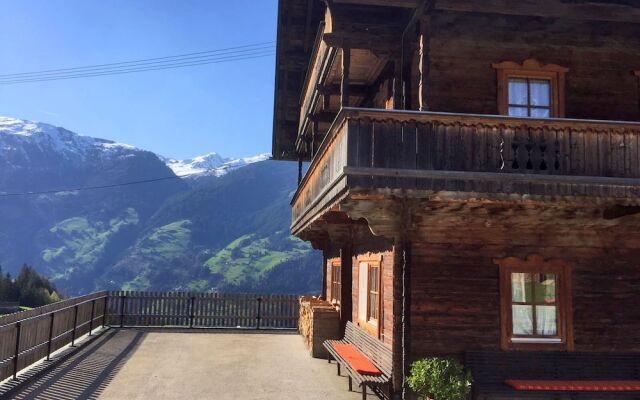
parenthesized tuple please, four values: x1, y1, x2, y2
(325, 244, 395, 347)
(427, 9, 640, 121)
(409, 205, 640, 359)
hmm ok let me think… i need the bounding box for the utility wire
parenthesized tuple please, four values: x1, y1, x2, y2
(0, 42, 276, 85)
(0, 41, 275, 78)
(0, 45, 275, 80)
(0, 174, 194, 198)
(0, 52, 275, 84)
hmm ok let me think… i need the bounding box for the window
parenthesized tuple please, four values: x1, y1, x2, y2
(367, 264, 380, 323)
(496, 255, 573, 351)
(331, 262, 341, 304)
(493, 59, 569, 118)
(510, 272, 557, 337)
(358, 260, 382, 337)
(508, 78, 551, 118)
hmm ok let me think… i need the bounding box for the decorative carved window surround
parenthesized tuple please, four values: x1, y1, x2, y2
(493, 59, 569, 118)
(496, 254, 574, 351)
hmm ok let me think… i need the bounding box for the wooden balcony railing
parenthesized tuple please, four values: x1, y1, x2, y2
(291, 108, 640, 232)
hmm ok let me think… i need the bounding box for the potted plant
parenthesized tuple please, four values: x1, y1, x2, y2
(407, 357, 473, 400)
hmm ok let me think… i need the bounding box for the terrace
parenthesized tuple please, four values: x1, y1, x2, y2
(0, 292, 371, 400)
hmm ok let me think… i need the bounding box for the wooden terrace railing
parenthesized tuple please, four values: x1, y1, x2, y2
(292, 107, 640, 232)
(105, 291, 299, 330)
(0, 291, 300, 383)
(0, 291, 108, 382)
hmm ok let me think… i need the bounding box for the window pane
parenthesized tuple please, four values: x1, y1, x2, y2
(511, 273, 532, 303)
(530, 80, 551, 106)
(531, 108, 551, 118)
(535, 273, 557, 304)
(536, 305, 557, 336)
(512, 305, 533, 335)
(509, 107, 529, 117)
(508, 78, 528, 105)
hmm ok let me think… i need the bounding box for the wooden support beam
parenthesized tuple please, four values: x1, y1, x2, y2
(435, 0, 640, 24)
(311, 119, 319, 158)
(393, 57, 403, 110)
(339, 241, 353, 333)
(332, 0, 419, 7)
(392, 238, 410, 398)
(318, 83, 369, 97)
(321, 250, 328, 300)
(418, 18, 430, 111)
(309, 111, 337, 124)
(341, 47, 351, 108)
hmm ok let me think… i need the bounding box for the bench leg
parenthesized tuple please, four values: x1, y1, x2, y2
(348, 376, 352, 391)
(337, 363, 341, 376)
(361, 384, 367, 400)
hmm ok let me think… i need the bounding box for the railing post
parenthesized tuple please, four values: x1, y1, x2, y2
(103, 295, 108, 327)
(89, 299, 95, 336)
(13, 322, 21, 380)
(256, 297, 262, 330)
(71, 305, 79, 347)
(46, 312, 55, 361)
(189, 296, 195, 329)
(120, 294, 126, 328)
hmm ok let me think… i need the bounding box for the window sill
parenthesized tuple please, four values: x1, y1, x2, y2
(511, 337, 562, 344)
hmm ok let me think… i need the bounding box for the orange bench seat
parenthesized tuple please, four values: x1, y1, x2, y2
(506, 379, 640, 392)
(333, 343, 382, 376)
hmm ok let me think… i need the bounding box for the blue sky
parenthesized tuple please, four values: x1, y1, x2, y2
(0, 0, 277, 159)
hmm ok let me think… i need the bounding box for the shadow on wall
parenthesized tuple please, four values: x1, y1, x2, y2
(12, 329, 145, 400)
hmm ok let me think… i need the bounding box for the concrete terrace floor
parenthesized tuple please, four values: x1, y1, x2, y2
(8, 329, 372, 400)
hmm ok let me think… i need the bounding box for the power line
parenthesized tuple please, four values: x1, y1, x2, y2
(0, 42, 276, 85)
(0, 41, 275, 78)
(0, 45, 275, 81)
(0, 174, 194, 198)
(0, 51, 275, 85)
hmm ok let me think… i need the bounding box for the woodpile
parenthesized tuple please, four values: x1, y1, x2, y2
(299, 296, 340, 358)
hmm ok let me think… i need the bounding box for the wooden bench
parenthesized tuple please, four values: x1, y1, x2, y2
(466, 350, 640, 399)
(324, 321, 392, 399)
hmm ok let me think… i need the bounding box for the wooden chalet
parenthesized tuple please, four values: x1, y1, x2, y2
(273, 1, 640, 399)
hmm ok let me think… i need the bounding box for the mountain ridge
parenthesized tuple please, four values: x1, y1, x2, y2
(0, 117, 320, 296)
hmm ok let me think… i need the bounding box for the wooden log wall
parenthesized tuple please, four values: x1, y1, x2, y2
(408, 206, 640, 359)
(426, 9, 640, 121)
(106, 291, 300, 330)
(0, 291, 108, 382)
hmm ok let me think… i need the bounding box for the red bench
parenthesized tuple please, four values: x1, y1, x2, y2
(324, 321, 392, 399)
(506, 380, 640, 392)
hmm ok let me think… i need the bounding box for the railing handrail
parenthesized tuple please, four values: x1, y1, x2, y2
(291, 106, 640, 206)
(0, 291, 108, 327)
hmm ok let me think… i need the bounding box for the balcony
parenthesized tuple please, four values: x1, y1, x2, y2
(291, 108, 640, 234)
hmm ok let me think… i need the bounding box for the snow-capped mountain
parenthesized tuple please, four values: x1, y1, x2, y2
(0, 117, 143, 164)
(0, 116, 270, 181)
(0, 116, 318, 296)
(163, 152, 271, 178)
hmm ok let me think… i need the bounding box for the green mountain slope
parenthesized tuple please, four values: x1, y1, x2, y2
(95, 161, 321, 294)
